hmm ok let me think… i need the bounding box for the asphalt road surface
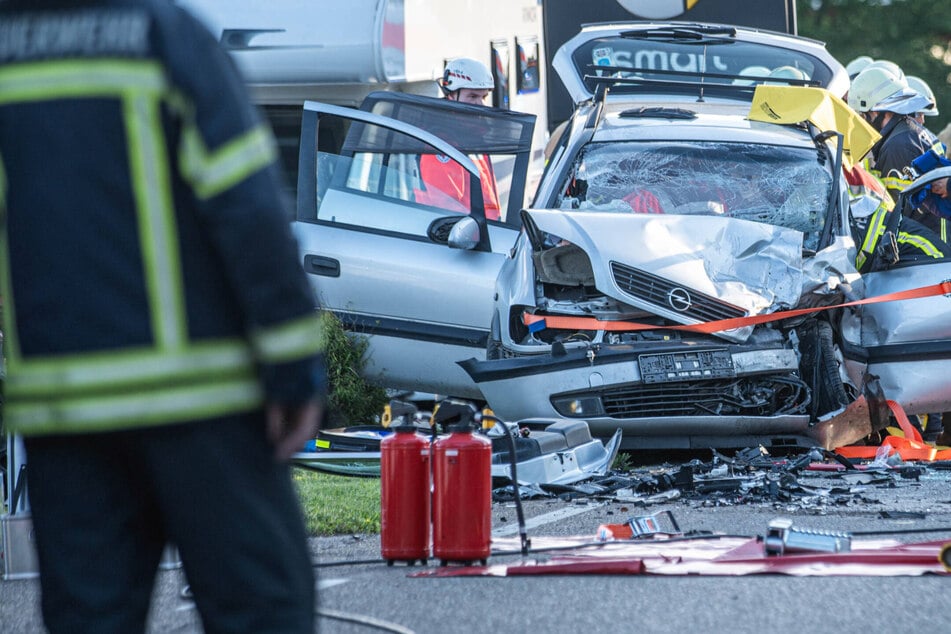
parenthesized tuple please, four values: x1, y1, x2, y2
(2, 462, 950, 633)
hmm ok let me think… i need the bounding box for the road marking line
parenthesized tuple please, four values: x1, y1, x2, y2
(318, 577, 350, 590)
(492, 502, 607, 537)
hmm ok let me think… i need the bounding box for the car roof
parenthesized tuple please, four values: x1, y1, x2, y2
(554, 21, 849, 105)
(586, 99, 819, 148)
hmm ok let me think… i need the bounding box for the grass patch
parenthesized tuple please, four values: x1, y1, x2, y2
(319, 312, 389, 426)
(293, 469, 381, 535)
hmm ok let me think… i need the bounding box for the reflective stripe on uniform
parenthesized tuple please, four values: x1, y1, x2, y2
(4, 376, 265, 435)
(1, 58, 186, 355)
(0, 58, 285, 435)
(0, 158, 20, 362)
(897, 232, 945, 258)
(882, 174, 914, 193)
(251, 313, 326, 364)
(4, 339, 256, 398)
(179, 124, 278, 200)
(857, 204, 890, 270)
(124, 93, 187, 349)
(0, 60, 166, 103)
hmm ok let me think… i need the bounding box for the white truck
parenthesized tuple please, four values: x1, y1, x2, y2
(175, 0, 550, 195)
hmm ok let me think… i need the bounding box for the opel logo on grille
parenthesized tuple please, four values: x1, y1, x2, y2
(667, 287, 692, 312)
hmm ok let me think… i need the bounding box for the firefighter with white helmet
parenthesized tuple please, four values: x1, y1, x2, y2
(906, 75, 939, 124)
(440, 57, 496, 105)
(417, 56, 503, 218)
(847, 65, 927, 117)
(851, 64, 950, 444)
(848, 64, 941, 203)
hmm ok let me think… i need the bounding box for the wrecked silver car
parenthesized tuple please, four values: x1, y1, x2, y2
(293, 23, 951, 451)
(457, 25, 951, 450)
(461, 104, 863, 450)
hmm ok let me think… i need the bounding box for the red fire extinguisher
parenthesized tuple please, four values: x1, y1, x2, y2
(432, 400, 492, 566)
(380, 402, 431, 565)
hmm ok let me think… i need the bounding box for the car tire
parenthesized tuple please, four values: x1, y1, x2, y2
(799, 320, 850, 418)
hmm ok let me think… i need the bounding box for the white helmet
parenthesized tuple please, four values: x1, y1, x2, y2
(848, 66, 931, 115)
(764, 65, 809, 85)
(845, 55, 873, 79)
(732, 65, 770, 86)
(865, 59, 905, 81)
(906, 75, 939, 116)
(440, 57, 494, 95)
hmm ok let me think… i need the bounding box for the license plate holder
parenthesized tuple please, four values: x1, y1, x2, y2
(639, 349, 735, 384)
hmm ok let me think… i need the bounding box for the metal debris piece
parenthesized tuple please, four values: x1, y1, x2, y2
(764, 518, 852, 555)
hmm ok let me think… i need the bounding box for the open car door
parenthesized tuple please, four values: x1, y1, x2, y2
(844, 166, 951, 417)
(293, 96, 535, 398)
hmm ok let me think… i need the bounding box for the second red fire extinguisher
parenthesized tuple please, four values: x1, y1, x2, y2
(432, 401, 492, 566)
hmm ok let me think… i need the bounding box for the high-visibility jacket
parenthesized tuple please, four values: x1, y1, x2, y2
(417, 153, 502, 220)
(847, 164, 951, 272)
(871, 115, 945, 203)
(0, 0, 326, 435)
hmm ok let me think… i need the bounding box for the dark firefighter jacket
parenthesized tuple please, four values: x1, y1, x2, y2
(872, 115, 944, 200)
(870, 114, 949, 238)
(0, 0, 326, 435)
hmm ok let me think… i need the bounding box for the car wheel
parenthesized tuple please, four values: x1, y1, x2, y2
(798, 320, 850, 418)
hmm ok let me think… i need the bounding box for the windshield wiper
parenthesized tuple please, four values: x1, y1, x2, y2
(620, 25, 737, 44)
(619, 107, 697, 120)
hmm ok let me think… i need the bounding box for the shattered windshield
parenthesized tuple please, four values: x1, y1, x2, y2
(556, 141, 832, 252)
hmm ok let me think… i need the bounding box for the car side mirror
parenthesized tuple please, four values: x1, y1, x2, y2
(447, 217, 481, 250)
(427, 216, 481, 250)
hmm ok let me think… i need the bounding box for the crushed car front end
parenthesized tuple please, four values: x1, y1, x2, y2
(462, 105, 860, 450)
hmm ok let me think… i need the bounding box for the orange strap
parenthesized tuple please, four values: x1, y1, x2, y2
(523, 280, 951, 335)
(835, 400, 951, 461)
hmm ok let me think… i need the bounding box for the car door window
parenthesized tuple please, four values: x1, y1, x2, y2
(359, 92, 537, 226)
(302, 111, 482, 238)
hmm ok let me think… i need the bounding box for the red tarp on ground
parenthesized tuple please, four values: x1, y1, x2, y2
(411, 535, 951, 577)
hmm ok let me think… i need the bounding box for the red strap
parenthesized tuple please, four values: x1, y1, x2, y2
(887, 399, 923, 443)
(523, 281, 951, 334)
(835, 400, 951, 461)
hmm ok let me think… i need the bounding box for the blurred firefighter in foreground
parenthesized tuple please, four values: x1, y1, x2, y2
(0, 1, 326, 632)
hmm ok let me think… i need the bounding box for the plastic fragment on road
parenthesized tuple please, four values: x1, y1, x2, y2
(596, 510, 682, 541)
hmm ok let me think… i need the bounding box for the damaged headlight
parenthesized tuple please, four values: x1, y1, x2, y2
(552, 395, 605, 417)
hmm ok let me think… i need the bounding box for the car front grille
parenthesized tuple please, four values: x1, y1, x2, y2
(610, 261, 746, 323)
(600, 376, 808, 418)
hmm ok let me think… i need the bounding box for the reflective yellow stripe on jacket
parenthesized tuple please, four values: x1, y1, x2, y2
(0, 59, 314, 435)
(856, 204, 889, 271)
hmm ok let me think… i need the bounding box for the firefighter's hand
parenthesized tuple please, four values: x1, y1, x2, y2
(266, 400, 323, 461)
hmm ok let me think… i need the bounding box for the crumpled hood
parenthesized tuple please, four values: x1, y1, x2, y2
(524, 208, 808, 342)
